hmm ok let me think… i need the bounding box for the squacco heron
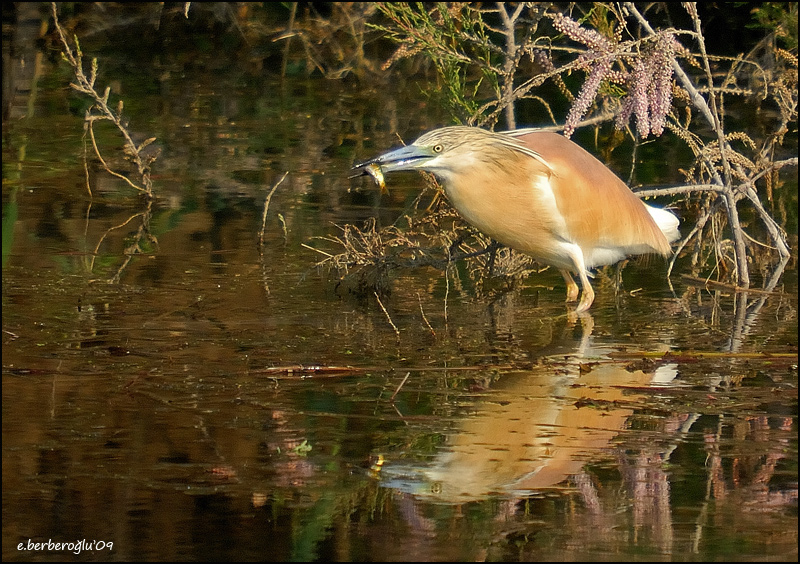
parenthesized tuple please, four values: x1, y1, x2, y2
(354, 126, 680, 312)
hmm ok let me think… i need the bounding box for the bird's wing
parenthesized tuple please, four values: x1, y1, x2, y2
(512, 131, 672, 257)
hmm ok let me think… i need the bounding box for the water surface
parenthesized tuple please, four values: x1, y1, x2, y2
(2, 5, 797, 562)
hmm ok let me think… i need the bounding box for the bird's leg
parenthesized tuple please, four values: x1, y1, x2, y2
(563, 247, 595, 313)
(560, 269, 580, 302)
(575, 269, 595, 313)
(613, 259, 628, 298)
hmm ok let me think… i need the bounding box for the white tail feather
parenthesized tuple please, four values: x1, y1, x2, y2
(645, 204, 680, 242)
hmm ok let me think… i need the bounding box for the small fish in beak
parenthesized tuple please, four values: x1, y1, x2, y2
(364, 163, 387, 193)
(351, 141, 434, 194)
(350, 161, 388, 194)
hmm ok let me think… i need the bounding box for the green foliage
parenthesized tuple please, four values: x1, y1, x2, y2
(746, 2, 798, 49)
(373, 3, 504, 124)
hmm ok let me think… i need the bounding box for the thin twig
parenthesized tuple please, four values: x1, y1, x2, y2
(374, 292, 400, 339)
(417, 292, 436, 337)
(390, 372, 411, 401)
(259, 171, 289, 248)
(87, 118, 147, 193)
(634, 184, 725, 198)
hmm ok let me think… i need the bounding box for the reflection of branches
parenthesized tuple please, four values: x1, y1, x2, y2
(697, 414, 798, 550)
(273, 3, 380, 80)
(108, 200, 157, 284)
(613, 412, 698, 554)
(726, 255, 792, 352)
(620, 450, 674, 552)
(51, 3, 157, 197)
(88, 211, 146, 271)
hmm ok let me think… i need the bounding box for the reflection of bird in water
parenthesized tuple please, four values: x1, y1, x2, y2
(378, 318, 679, 503)
(380, 362, 678, 502)
(354, 126, 680, 312)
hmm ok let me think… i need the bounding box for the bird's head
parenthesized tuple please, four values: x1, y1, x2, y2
(351, 126, 549, 183)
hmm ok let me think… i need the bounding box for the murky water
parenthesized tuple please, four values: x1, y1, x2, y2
(3, 5, 797, 562)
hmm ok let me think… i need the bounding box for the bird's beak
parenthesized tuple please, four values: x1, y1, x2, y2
(350, 144, 434, 178)
(350, 145, 436, 194)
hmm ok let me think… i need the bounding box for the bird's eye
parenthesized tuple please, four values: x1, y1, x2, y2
(433, 144, 443, 153)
